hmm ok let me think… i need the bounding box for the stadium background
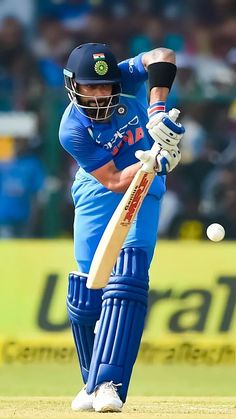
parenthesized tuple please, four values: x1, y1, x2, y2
(0, 0, 236, 413)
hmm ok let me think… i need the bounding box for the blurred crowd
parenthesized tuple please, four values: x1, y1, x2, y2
(0, 0, 236, 239)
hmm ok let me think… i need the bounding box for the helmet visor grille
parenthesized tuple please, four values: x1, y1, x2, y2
(64, 76, 121, 120)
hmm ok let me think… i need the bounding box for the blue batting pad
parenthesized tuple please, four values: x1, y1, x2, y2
(67, 272, 102, 383)
(86, 248, 149, 401)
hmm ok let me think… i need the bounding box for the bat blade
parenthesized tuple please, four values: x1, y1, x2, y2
(86, 168, 156, 289)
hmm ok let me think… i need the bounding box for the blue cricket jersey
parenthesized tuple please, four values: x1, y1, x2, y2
(59, 53, 166, 273)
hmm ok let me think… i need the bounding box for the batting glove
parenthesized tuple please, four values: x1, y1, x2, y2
(135, 145, 181, 175)
(146, 103, 185, 151)
(156, 147, 181, 175)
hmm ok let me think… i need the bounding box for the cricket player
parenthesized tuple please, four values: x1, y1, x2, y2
(59, 43, 185, 412)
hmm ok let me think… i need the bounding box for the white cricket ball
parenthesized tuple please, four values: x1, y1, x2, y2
(206, 223, 225, 242)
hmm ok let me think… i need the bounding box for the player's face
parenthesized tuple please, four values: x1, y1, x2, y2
(76, 84, 113, 120)
(78, 84, 112, 105)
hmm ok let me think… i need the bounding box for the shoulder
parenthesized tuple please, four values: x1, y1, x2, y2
(58, 104, 108, 171)
(119, 53, 147, 78)
(59, 103, 89, 146)
(59, 102, 84, 132)
(118, 53, 147, 95)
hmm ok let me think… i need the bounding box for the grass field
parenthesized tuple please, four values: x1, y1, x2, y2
(1, 363, 236, 418)
(1, 396, 236, 419)
(1, 364, 236, 397)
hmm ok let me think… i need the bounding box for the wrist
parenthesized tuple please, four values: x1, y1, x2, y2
(148, 101, 166, 120)
(149, 87, 169, 104)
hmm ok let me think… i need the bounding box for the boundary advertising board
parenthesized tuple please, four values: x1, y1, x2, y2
(0, 240, 235, 365)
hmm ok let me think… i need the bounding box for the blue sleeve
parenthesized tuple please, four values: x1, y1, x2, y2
(119, 53, 148, 96)
(59, 123, 113, 173)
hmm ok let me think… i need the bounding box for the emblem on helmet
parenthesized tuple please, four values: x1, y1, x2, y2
(94, 60, 108, 76)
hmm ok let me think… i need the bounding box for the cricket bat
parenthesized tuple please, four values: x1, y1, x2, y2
(86, 109, 179, 289)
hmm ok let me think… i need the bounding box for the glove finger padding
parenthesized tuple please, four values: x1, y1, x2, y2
(146, 111, 166, 129)
(153, 120, 184, 140)
(156, 147, 181, 175)
(149, 125, 181, 149)
(147, 108, 185, 150)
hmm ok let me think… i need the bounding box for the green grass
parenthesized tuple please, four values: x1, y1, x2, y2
(1, 364, 236, 418)
(1, 397, 236, 419)
(0, 363, 236, 397)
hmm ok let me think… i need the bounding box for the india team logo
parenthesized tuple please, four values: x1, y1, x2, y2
(94, 60, 108, 76)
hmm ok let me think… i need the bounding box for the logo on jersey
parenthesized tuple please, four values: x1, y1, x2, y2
(94, 116, 145, 156)
(94, 60, 108, 76)
(117, 104, 127, 116)
(129, 58, 134, 73)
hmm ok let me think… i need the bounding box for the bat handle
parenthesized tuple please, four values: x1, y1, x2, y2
(169, 108, 180, 122)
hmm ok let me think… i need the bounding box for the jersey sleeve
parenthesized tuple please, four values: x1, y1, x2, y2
(59, 122, 113, 173)
(119, 53, 148, 96)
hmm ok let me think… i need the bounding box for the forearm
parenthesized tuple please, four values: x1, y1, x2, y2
(142, 48, 176, 105)
(149, 87, 169, 105)
(102, 161, 142, 193)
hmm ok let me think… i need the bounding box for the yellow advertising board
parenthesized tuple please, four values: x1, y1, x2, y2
(0, 240, 235, 365)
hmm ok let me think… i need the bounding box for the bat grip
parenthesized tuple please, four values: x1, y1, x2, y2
(168, 108, 180, 122)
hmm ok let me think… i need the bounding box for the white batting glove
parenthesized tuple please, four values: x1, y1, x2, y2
(147, 105, 185, 150)
(156, 147, 181, 175)
(135, 146, 181, 175)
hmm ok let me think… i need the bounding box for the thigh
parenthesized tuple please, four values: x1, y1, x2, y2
(73, 193, 121, 273)
(124, 194, 162, 266)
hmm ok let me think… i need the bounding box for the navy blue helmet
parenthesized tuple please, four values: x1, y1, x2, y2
(64, 43, 121, 120)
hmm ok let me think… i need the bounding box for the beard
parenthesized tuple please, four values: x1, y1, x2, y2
(81, 97, 112, 120)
